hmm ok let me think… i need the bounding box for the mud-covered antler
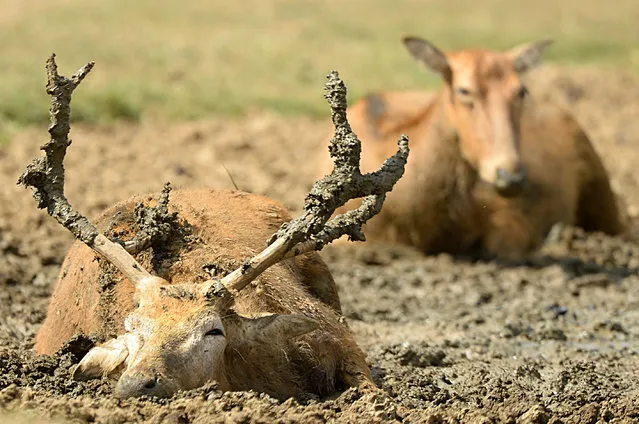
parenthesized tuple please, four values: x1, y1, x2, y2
(213, 71, 409, 295)
(18, 55, 152, 287)
(18, 56, 408, 297)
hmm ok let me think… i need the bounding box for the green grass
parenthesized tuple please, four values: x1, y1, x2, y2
(0, 0, 638, 143)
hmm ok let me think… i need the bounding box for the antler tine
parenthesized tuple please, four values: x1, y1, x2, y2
(214, 70, 409, 296)
(18, 55, 152, 287)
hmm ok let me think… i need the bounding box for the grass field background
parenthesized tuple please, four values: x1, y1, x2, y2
(0, 0, 638, 142)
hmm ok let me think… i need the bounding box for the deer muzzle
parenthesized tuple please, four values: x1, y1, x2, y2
(494, 165, 527, 197)
(115, 371, 172, 399)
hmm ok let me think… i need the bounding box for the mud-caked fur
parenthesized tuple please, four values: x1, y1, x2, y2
(36, 189, 372, 399)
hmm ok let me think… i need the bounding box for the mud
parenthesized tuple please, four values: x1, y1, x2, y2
(0, 66, 638, 422)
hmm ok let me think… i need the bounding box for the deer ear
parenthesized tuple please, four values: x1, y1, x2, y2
(508, 39, 554, 74)
(236, 313, 319, 342)
(401, 34, 451, 79)
(72, 334, 141, 381)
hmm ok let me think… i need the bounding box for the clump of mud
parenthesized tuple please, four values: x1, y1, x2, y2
(1, 66, 639, 422)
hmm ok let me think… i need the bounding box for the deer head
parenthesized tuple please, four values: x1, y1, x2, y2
(73, 276, 318, 398)
(19, 56, 409, 398)
(402, 35, 553, 197)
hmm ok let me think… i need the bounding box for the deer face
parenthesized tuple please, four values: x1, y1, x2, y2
(402, 36, 553, 197)
(73, 277, 318, 398)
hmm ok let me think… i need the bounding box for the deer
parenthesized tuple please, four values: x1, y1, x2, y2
(316, 35, 625, 260)
(19, 56, 409, 400)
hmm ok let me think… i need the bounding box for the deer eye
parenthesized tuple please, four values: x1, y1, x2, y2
(204, 328, 224, 337)
(454, 87, 474, 109)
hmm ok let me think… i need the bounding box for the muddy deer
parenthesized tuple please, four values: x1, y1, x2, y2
(317, 35, 625, 260)
(19, 56, 409, 399)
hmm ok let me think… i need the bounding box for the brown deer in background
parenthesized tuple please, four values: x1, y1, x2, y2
(20, 57, 409, 399)
(317, 35, 625, 260)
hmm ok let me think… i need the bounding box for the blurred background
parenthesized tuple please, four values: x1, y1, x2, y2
(1, 0, 638, 144)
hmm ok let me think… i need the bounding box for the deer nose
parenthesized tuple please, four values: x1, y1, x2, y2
(115, 372, 170, 399)
(494, 166, 527, 197)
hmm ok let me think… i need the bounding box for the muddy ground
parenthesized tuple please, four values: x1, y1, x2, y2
(0, 66, 639, 423)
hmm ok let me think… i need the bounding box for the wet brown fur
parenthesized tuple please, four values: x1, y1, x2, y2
(317, 49, 624, 260)
(36, 188, 372, 399)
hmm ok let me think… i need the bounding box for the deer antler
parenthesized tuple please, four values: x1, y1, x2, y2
(18, 57, 409, 298)
(18, 55, 153, 287)
(212, 71, 410, 295)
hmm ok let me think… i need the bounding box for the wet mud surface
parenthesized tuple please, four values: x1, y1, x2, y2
(1, 66, 639, 422)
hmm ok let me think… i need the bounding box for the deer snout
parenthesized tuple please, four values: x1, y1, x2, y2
(115, 372, 171, 399)
(494, 165, 527, 197)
